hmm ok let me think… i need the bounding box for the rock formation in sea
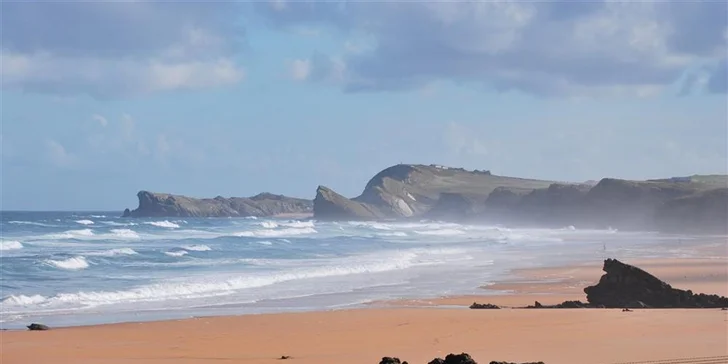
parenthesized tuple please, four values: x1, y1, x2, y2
(313, 163, 727, 233)
(123, 191, 313, 218)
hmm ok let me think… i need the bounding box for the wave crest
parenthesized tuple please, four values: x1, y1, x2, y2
(44, 256, 90, 270)
(144, 221, 180, 229)
(0, 240, 23, 251)
(182, 245, 211, 252)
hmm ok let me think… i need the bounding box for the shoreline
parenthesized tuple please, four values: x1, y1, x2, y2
(3, 244, 726, 331)
(3, 250, 727, 363)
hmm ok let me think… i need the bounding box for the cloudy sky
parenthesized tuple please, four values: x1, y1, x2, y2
(1, 1, 726, 210)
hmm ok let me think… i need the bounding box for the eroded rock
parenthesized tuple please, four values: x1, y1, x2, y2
(584, 259, 728, 308)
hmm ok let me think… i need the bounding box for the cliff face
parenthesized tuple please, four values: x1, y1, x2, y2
(123, 191, 313, 218)
(654, 188, 728, 234)
(313, 164, 727, 234)
(313, 164, 555, 221)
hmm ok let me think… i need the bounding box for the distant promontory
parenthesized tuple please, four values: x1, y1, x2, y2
(123, 163, 728, 234)
(122, 191, 312, 218)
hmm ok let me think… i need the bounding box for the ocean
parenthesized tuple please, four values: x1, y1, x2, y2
(0, 211, 715, 328)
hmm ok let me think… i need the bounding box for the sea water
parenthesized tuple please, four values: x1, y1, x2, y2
(0, 211, 717, 328)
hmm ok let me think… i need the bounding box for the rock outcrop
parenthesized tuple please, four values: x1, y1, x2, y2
(469, 302, 501, 309)
(27, 323, 50, 331)
(313, 164, 727, 233)
(428, 353, 477, 364)
(123, 191, 313, 218)
(314, 164, 555, 221)
(584, 259, 728, 308)
(380, 353, 543, 364)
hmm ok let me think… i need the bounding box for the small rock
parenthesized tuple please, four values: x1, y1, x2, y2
(279, 355, 292, 360)
(428, 359, 446, 364)
(469, 302, 500, 309)
(443, 353, 477, 364)
(27, 323, 50, 331)
(622, 308, 633, 312)
(534, 301, 543, 308)
(380, 357, 408, 364)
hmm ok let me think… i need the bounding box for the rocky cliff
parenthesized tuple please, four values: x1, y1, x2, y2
(123, 191, 313, 218)
(313, 164, 556, 221)
(313, 164, 727, 233)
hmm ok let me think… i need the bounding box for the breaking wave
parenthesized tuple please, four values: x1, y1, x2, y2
(87, 248, 138, 257)
(234, 227, 317, 238)
(181, 244, 211, 252)
(44, 256, 90, 270)
(414, 229, 466, 236)
(165, 250, 188, 257)
(75, 220, 94, 225)
(101, 221, 138, 227)
(260, 221, 279, 229)
(144, 220, 180, 229)
(0, 240, 23, 251)
(3, 249, 446, 309)
(47, 229, 96, 239)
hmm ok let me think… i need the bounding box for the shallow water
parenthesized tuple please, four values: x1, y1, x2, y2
(0, 211, 714, 328)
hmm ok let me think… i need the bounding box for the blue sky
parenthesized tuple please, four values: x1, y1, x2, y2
(1, 1, 726, 211)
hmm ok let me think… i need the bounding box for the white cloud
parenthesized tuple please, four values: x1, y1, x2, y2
(1, 2, 245, 97)
(261, 1, 727, 96)
(91, 114, 108, 127)
(1, 51, 244, 97)
(289, 59, 311, 81)
(46, 140, 77, 168)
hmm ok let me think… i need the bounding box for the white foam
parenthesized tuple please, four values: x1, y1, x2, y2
(8, 221, 56, 227)
(75, 219, 95, 225)
(145, 220, 180, 228)
(44, 256, 90, 270)
(182, 244, 211, 252)
(256, 241, 273, 246)
(87, 248, 138, 257)
(165, 250, 188, 257)
(245, 216, 258, 220)
(101, 221, 138, 226)
(0, 240, 23, 251)
(90, 215, 107, 218)
(414, 229, 465, 236)
(3, 249, 435, 309)
(260, 221, 279, 229)
(109, 229, 141, 239)
(281, 220, 315, 228)
(234, 227, 317, 238)
(47, 229, 95, 239)
(378, 232, 408, 237)
(2, 294, 47, 306)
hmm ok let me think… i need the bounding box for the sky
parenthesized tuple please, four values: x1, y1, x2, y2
(1, 1, 727, 211)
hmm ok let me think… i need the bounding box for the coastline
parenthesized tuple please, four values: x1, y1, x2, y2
(3, 243, 727, 364)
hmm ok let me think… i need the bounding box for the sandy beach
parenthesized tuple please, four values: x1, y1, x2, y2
(3, 253, 727, 364)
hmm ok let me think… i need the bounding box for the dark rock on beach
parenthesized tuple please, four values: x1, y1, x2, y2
(584, 258, 728, 308)
(27, 323, 50, 331)
(380, 357, 408, 364)
(469, 302, 501, 309)
(526, 300, 592, 309)
(428, 353, 477, 364)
